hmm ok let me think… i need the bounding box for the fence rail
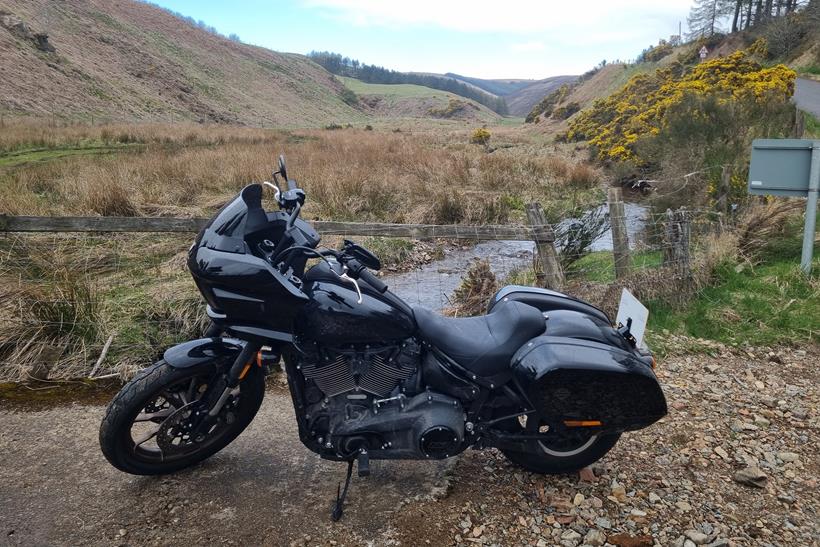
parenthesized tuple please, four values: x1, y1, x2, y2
(0, 215, 550, 242)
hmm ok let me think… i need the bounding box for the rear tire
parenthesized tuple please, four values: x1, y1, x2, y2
(99, 360, 265, 475)
(502, 429, 620, 474)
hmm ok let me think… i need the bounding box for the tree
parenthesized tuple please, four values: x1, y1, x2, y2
(732, 0, 743, 30)
(687, 0, 734, 38)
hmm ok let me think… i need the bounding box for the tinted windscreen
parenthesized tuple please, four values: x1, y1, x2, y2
(208, 196, 248, 237)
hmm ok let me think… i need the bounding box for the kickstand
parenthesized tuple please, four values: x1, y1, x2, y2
(331, 460, 354, 522)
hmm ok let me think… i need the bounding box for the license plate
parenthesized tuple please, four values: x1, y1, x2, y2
(616, 288, 648, 348)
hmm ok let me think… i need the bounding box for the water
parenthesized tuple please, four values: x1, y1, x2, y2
(385, 203, 649, 311)
(387, 240, 534, 310)
(558, 202, 649, 252)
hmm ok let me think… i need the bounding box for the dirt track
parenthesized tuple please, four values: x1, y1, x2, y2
(1, 341, 819, 547)
(0, 383, 453, 546)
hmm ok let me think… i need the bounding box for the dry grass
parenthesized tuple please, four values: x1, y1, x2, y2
(735, 199, 805, 260)
(0, 237, 106, 381)
(0, 120, 291, 153)
(0, 123, 604, 223)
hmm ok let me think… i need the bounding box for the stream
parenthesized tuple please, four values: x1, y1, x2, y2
(386, 203, 649, 311)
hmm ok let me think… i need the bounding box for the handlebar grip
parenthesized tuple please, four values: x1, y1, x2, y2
(358, 267, 388, 293)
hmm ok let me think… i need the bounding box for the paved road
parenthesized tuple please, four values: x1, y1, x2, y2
(795, 78, 820, 118)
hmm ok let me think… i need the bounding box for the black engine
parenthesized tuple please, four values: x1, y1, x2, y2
(295, 339, 466, 460)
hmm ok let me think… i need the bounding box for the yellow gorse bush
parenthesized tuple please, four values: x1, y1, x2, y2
(565, 51, 795, 162)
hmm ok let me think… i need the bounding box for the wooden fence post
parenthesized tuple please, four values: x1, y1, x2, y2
(607, 187, 631, 280)
(663, 207, 691, 276)
(716, 165, 730, 215)
(525, 202, 563, 290)
(793, 106, 805, 138)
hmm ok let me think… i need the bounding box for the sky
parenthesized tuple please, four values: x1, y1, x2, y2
(149, 0, 694, 80)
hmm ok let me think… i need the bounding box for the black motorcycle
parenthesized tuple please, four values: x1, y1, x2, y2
(100, 156, 666, 520)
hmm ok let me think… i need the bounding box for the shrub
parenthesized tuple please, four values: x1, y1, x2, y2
(552, 102, 580, 120)
(339, 87, 358, 106)
(470, 127, 491, 145)
(526, 84, 572, 123)
(763, 15, 808, 59)
(566, 163, 599, 188)
(430, 98, 467, 119)
(565, 50, 796, 164)
(555, 205, 610, 271)
(638, 42, 674, 63)
(447, 259, 498, 317)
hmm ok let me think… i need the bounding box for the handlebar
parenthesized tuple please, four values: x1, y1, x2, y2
(358, 266, 388, 293)
(344, 258, 389, 294)
(287, 179, 297, 191)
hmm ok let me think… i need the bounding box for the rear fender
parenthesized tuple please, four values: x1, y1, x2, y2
(512, 336, 667, 433)
(163, 337, 246, 369)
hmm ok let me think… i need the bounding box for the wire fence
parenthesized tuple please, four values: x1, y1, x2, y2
(0, 202, 726, 382)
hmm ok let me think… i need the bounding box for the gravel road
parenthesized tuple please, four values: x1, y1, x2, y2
(1, 340, 818, 546)
(795, 78, 820, 118)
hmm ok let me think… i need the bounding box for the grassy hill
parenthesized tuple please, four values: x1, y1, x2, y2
(505, 75, 579, 117)
(340, 77, 501, 123)
(443, 73, 535, 97)
(0, 0, 365, 126)
(436, 73, 580, 117)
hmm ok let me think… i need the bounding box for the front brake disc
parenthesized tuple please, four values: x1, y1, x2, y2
(156, 401, 210, 455)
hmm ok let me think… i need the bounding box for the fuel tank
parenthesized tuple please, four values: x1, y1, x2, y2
(295, 261, 416, 346)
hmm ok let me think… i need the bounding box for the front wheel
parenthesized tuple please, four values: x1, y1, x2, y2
(99, 359, 265, 475)
(501, 422, 620, 474)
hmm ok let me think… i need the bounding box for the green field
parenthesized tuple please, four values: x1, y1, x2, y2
(339, 76, 464, 99)
(0, 144, 142, 168)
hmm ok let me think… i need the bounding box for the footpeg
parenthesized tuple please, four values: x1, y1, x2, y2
(357, 450, 370, 477)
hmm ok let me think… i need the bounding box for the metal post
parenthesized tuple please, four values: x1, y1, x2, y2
(801, 143, 820, 274)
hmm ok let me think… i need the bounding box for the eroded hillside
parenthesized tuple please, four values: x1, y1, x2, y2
(0, 0, 364, 126)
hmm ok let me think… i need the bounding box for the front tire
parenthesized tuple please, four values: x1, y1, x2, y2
(99, 359, 265, 475)
(501, 426, 620, 474)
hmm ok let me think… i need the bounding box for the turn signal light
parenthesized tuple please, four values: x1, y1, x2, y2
(563, 420, 602, 427)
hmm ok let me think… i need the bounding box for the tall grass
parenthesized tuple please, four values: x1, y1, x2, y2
(0, 123, 602, 224)
(0, 238, 104, 381)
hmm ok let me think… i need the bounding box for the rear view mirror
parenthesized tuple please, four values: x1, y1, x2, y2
(278, 154, 288, 181)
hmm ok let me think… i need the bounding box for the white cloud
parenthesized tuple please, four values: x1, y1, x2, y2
(510, 41, 545, 53)
(303, 0, 691, 34)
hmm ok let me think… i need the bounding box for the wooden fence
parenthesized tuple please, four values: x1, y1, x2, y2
(0, 206, 566, 290)
(0, 195, 698, 290)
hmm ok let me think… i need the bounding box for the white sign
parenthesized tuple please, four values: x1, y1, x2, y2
(699, 46, 708, 59)
(616, 288, 649, 348)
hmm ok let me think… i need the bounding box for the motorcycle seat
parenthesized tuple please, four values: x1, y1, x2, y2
(414, 300, 545, 377)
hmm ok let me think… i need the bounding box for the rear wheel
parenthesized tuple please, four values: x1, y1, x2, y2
(99, 360, 265, 475)
(501, 418, 620, 474)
